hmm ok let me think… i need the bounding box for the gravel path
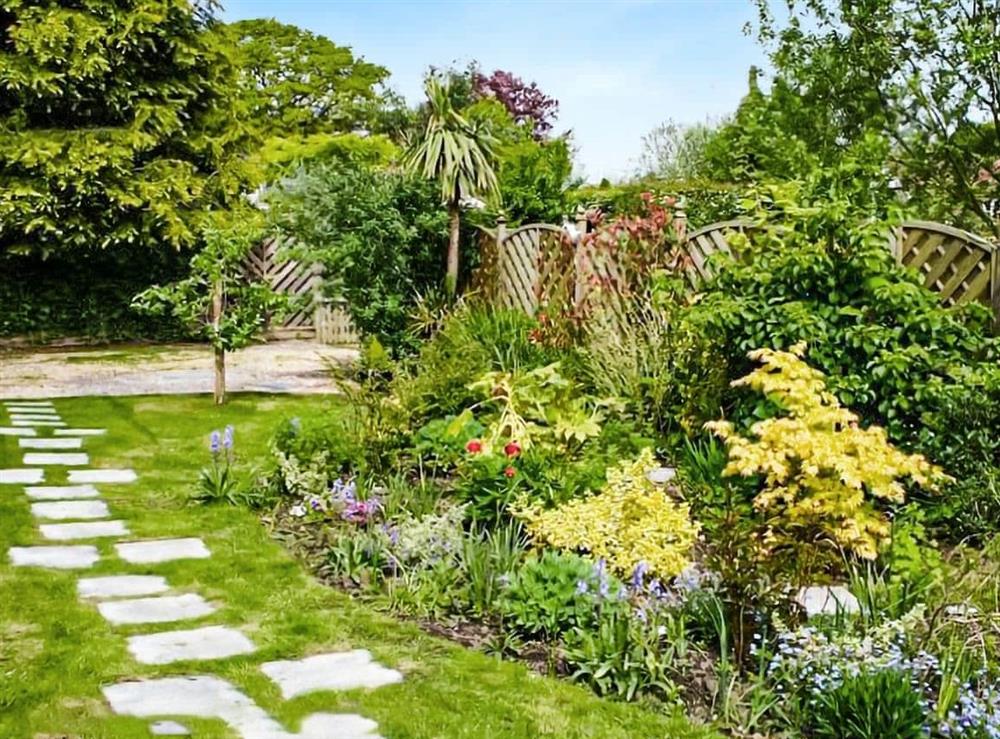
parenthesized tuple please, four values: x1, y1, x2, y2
(0, 341, 356, 399)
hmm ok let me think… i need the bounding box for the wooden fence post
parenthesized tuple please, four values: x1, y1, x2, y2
(673, 203, 688, 244)
(573, 207, 589, 306)
(991, 246, 1000, 332)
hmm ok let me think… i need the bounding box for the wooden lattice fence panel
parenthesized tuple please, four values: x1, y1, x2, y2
(681, 219, 999, 324)
(894, 221, 998, 313)
(243, 238, 359, 344)
(495, 223, 565, 313)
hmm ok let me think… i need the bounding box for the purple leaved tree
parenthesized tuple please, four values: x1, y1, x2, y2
(473, 69, 558, 139)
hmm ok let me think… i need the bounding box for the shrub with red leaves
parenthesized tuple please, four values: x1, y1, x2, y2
(473, 69, 559, 139)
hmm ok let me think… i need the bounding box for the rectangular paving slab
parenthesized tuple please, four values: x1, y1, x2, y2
(79, 575, 171, 599)
(26, 484, 100, 500)
(4, 401, 55, 407)
(126, 626, 256, 664)
(11, 420, 66, 427)
(10, 545, 99, 569)
(68, 469, 137, 484)
(115, 538, 210, 564)
(10, 415, 63, 422)
(55, 428, 106, 436)
(40, 520, 129, 540)
(0, 427, 37, 436)
(260, 650, 403, 699)
(31, 500, 110, 520)
(23, 452, 89, 466)
(19, 437, 83, 449)
(0, 468, 44, 484)
(97, 593, 216, 625)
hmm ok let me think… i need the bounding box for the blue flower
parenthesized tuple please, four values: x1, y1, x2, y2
(209, 430, 221, 454)
(630, 561, 648, 590)
(575, 579, 589, 595)
(223, 425, 234, 450)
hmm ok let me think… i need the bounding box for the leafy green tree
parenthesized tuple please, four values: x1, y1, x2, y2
(133, 208, 285, 404)
(755, 0, 1000, 236)
(268, 159, 448, 355)
(637, 118, 723, 181)
(224, 18, 388, 141)
(405, 75, 500, 295)
(0, 0, 254, 256)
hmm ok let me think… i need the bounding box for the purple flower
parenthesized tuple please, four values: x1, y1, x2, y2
(630, 561, 648, 590)
(575, 579, 589, 595)
(209, 430, 221, 454)
(223, 425, 234, 450)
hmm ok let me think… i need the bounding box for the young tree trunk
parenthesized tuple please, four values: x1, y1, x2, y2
(213, 347, 225, 405)
(445, 204, 461, 296)
(211, 279, 226, 405)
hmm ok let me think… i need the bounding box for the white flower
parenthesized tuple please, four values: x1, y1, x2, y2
(289, 504, 307, 518)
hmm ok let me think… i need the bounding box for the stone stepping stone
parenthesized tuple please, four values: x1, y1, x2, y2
(151, 721, 190, 736)
(0, 468, 44, 484)
(20, 437, 83, 449)
(79, 575, 170, 599)
(11, 420, 66, 427)
(0, 427, 37, 436)
(26, 484, 100, 500)
(126, 626, 256, 665)
(31, 500, 110, 521)
(55, 428, 105, 436)
(795, 585, 860, 617)
(4, 401, 55, 408)
(261, 650, 403, 699)
(115, 538, 210, 564)
(40, 520, 129, 541)
(23, 452, 89, 466)
(104, 676, 381, 738)
(68, 469, 136, 484)
(10, 545, 99, 569)
(10, 412, 61, 419)
(97, 594, 216, 625)
(5, 406, 57, 413)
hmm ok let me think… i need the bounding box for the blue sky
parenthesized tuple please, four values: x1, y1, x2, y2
(222, 1, 765, 182)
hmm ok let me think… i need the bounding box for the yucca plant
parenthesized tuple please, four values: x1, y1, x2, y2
(405, 75, 500, 295)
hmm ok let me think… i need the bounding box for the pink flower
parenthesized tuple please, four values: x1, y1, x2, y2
(504, 441, 521, 458)
(504, 466, 517, 479)
(465, 439, 483, 454)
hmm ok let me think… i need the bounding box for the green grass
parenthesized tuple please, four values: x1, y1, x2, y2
(0, 393, 716, 738)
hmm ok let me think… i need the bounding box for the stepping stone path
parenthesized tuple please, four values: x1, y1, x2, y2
(1, 399, 401, 737)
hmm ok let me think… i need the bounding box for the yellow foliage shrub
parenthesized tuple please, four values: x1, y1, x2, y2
(705, 344, 946, 559)
(518, 448, 700, 579)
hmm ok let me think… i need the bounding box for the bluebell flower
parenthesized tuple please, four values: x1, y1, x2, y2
(630, 561, 648, 590)
(575, 579, 589, 595)
(223, 425, 234, 450)
(209, 430, 221, 454)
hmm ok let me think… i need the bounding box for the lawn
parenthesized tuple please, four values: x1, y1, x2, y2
(0, 393, 715, 738)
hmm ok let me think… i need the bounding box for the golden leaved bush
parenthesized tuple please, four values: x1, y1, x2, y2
(705, 344, 946, 559)
(517, 448, 699, 578)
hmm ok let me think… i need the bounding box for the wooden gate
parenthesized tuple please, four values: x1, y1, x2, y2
(243, 238, 358, 344)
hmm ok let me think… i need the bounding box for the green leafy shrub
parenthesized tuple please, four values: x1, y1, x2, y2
(500, 551, 619, 640)
(269, 158, 449, 354)
(810, 669, 926, 739)
(686, 190, 1000, 487)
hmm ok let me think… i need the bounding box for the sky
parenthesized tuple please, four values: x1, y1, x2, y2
(221, 0, 766, 182)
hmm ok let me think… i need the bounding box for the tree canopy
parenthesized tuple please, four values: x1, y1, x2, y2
(0, 0, 254, 256)
(224, 18, 388, 141)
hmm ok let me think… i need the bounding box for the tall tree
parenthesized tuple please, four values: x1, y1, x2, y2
(224, 18, 388, 141)
(472, 69, 559, 140)
(405, 76, 499, 295)
(755, 0, 1000, 236)
(0, 0, 254, 256)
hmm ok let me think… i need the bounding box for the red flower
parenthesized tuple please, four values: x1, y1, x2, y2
(465, 439, 483, 454)
(504, 441, 521, 458)
(503, 466, 517, 479)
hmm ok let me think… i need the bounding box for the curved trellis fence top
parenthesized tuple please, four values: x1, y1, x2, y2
(482, 215, 1000, 329)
